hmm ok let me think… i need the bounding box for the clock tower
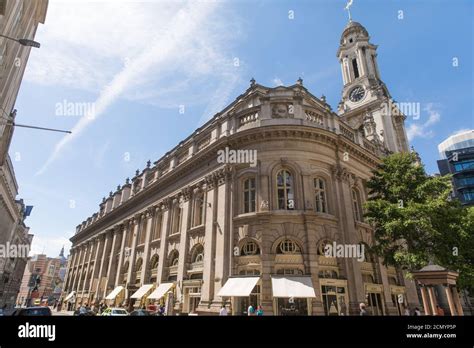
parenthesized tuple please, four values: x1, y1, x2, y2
(337, 20, 409, 153)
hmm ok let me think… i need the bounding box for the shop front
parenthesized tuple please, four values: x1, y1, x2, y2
(364, 283, 385, 315)
(130, 284, 155, 309)
(182, 280, 202, 314)
(271, 276, 316, 316)
(217, 277, 260, 315)
(105, 285, 125, 307)
(320, 278, 349, 316)
(147, 282, 175, 314)
(390, 285, 406, 315)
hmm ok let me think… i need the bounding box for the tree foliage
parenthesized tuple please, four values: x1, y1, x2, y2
(364, 152, 474, 289)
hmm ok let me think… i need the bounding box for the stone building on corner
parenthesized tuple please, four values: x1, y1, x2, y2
(63, 20, 422, 315)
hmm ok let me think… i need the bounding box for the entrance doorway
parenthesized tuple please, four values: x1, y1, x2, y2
(233, 285, 260, 315)
(321, 285, 348, 315)
(367, 292, 384, 315)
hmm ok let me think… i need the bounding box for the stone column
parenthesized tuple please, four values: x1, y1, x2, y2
(157, 201, 171, 283)
(444, 285, 457, 316)
(177, 191, 191, 309)
(420, 286, 431, 315)
(332, 166, 365, 315)
(427, 286, 438, 315)
(126, 214, 141, 289)
(94, 232, 112, 298)
(71, 245, 84, 292)
(81, 239, 97, 297)
(451, 287, 464, 316)
(200, 180, 217, 311)
(88, 236, 103, 299)
(212, 170, 232, 311)
(63, 248, 77, 292)
(74, 244, 87, 293)
(140, 208, 156, 284)
(104, 227, 121, 294)
(115, 222, 130, 286)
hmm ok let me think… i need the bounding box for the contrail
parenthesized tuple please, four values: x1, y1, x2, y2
(36, 1, 218, 175)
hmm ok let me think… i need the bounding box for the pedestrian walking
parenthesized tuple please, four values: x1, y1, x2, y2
(256, 305, 264, 316)
(436, 305, 445, 316)
(247, 305, 255, 316)
(359, 302, 369, 316)
(219, 305, 228, 316)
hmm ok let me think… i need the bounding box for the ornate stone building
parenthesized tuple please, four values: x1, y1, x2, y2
(0, 0, 48, 309)
(63, 20, 419, 315)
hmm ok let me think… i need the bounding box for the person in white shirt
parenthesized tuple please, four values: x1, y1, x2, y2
(219, 305, 228, 316)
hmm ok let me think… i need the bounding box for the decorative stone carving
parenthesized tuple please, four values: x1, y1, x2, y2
(260, 200, 269, 211)
(271, 103, 294, 119)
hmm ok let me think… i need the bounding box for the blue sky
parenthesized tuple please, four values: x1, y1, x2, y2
(9, 0, 473, 257)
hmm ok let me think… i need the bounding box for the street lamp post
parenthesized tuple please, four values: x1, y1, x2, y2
(0, 34, 41, 48)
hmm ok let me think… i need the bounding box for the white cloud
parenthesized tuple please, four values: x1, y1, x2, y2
(406, 103, 441, 141)
(272, 77, 284, 86)
(30, 0, 245, 175)
(29, 234, 72, 258)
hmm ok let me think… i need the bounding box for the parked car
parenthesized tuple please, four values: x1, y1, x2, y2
(11, 306, 52, 316)
(129, 309, 153, 316)
(101, 308, 128, 316)
(73, 307, 96, 316)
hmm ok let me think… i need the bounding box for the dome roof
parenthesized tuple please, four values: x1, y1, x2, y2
(340, 20, 369, 43)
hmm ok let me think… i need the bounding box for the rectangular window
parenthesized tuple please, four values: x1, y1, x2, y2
(453, 160, 474, 172)
(352, 58, 360, 79)
(243, 178, 256, 213)
(0, 1, 6, 16)
(152, 214, 162, 240)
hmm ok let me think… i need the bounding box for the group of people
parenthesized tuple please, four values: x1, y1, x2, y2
(218, 304, 264, 316)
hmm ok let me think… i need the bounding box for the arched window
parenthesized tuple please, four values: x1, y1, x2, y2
(314, 177, 328, 213)
(317, 239, 333, 256)
(150, 255, 159, 269)
(241, 240, 260, 256)
(352, 188, 363, 222)
(388, 276, 398, 286)
(277, 239, 301, 254)
(191, 244, 204, 264)
(192, 193, 205, 227)
(362, 274, 375, 283)
(169, 251, 179, 267)
(135, 258, 143, 272)
(277, 170, 295, 210)
(243, 177, 256, 213)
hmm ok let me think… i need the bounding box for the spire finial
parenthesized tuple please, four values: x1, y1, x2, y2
(250, 77, 256, 86)
(344, 0, 354, 21)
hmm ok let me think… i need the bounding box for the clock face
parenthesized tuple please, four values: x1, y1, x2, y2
(349, 86, 365, 102)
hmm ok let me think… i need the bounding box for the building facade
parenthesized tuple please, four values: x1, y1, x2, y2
(63, 20, 421, 315)
(437, 130, 474, 206)
(16, 248, 67, 307)
(0, 0, 48, 308)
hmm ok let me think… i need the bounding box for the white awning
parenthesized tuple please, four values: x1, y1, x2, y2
(105, 286, 125, 300)
(217, 277, 260, 297)
(271, 276, 316, 298)
(64, 291, 75, 301)
(131, 284, 154, 300)
(147, 283, 174, 300)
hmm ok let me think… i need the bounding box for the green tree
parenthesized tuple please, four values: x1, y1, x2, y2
(364, 152, 474, 289)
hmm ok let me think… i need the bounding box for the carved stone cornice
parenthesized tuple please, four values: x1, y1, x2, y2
(181, 186, 192, 201)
